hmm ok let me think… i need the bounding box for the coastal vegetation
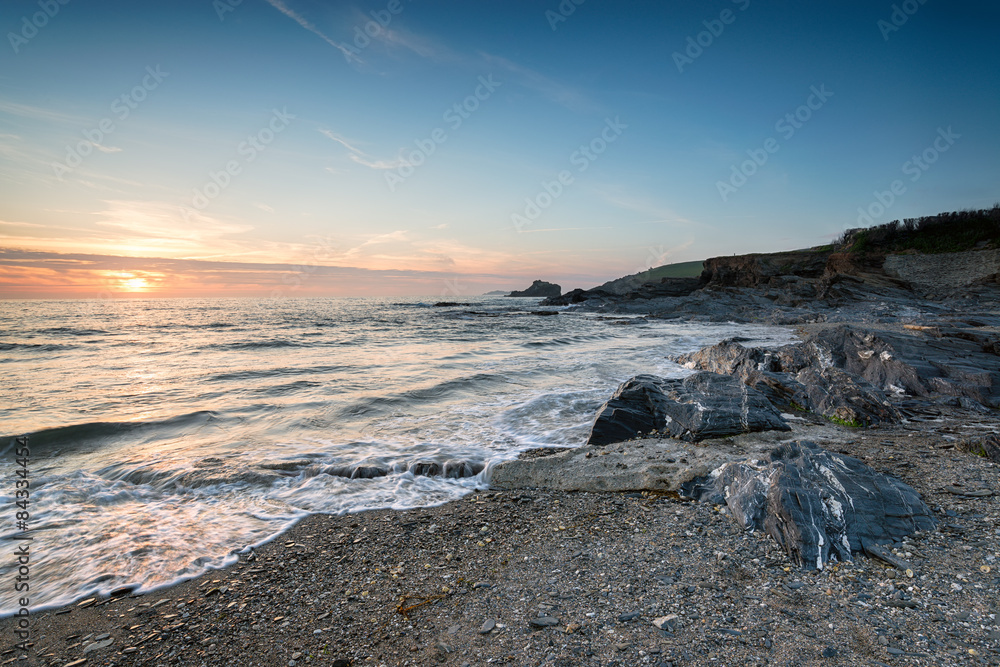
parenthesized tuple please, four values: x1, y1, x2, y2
(839, 204, 1000, 254)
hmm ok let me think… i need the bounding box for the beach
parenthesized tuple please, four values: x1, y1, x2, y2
(7, 416, 998, 667)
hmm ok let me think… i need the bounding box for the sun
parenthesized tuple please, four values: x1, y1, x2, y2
(123, 277, 149, 291)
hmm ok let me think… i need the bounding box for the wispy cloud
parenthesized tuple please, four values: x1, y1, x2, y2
(0, 101, 84, 125)
(94, 200, 253, 250)
(318, 129, 365, 155)
(518, 226, 615, 234)
(348, 152, 410, 170)
(479, 52, 594, 113)
(319, 129, 411, 171)
(376, 28, 460, 63)
(263, 0, 358, 62)
(252, 202, 275, 213)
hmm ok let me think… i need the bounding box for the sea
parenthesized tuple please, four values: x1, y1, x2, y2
(0, 297, 795, 615)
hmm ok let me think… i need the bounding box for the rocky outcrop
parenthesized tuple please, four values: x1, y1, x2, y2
(700, 251, 832, 288)
(957, 434, 1000, 463)
(587, 372, 790, 446)
(683, 441, 937, 570)
(678, 323, 1000, 423)
(507, 280, 561, 298)
(884, 248, 1000, 288)
(677, 333, 902, 426)
(489, 438, 737, 493)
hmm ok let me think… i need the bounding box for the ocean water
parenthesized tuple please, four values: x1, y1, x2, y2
(0, 297, 794, 615)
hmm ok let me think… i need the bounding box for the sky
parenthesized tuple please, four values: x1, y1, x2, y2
(1, 0, 998, 298)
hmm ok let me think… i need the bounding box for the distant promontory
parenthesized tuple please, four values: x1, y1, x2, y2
(506, 280, 561, 298)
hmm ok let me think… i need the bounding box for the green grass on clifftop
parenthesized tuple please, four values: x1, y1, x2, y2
(841, 205, 1000, 254)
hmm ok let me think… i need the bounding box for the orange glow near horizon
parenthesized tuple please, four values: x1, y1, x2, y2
(102, 271, 162, 293)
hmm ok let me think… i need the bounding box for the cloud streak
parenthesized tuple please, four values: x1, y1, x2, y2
(263, 0, 358, 62)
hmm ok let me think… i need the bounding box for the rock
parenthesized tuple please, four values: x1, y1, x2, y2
(684, 441, 936, 569)
(83, 637, 114, 653)
(587, 372, 790, 446)
(652, 614, 678, 631)
(491, 438, 740, 493)
(529, 616, 560, 628)
(956, 434, 1000, 462)
(677, 334, 900, 425)
(479, 619, 496, 634)
(794, 366, 900, 426)
(507, 280, 561, 298)
(617, 611, 640, 622)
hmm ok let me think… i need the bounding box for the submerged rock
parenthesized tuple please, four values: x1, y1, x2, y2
(684, 440, 936, 569)
(587, 372, 790, 446)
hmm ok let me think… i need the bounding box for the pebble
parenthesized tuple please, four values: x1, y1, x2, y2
(82, 637, 114, 654)
(529, 616, 560, 628)
(618, 611, 641, 622)
(652, 615, 677, 631)
(479, 619, 496, 634)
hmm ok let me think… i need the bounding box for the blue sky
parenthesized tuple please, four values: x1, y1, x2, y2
(1, 0, 998, 297)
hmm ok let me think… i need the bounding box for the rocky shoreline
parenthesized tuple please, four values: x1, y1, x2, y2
(6, 239, 1000, 666)
(6, 415, 997, 667)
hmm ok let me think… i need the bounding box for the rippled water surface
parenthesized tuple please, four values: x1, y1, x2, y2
(0, 297, 794, 614)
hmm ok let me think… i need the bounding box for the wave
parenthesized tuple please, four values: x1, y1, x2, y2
(523, 331, 617, 348)
(37, 327, 110, 336)
(10, 411, 219, 451)
(259, 458, 485, 481)
(207, 339, 308, 350)
(207, 364, 355, 383)
(337, 373, 508, 416)
(0, 341, 80, 351)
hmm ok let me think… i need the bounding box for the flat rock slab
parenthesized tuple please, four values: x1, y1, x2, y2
(489, 425, 820, 493)
(587, 372, 790, 446)
(684, 440, 936, 570)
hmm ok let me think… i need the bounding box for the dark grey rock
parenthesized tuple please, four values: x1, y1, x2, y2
(587, 372, 790, 446)
(684, 441, 936, 570)
(507, 280, 561, 298)
(957, 434, 1000, 463)
(794, 366, 900, 426)
(529, 616, 560, 628)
